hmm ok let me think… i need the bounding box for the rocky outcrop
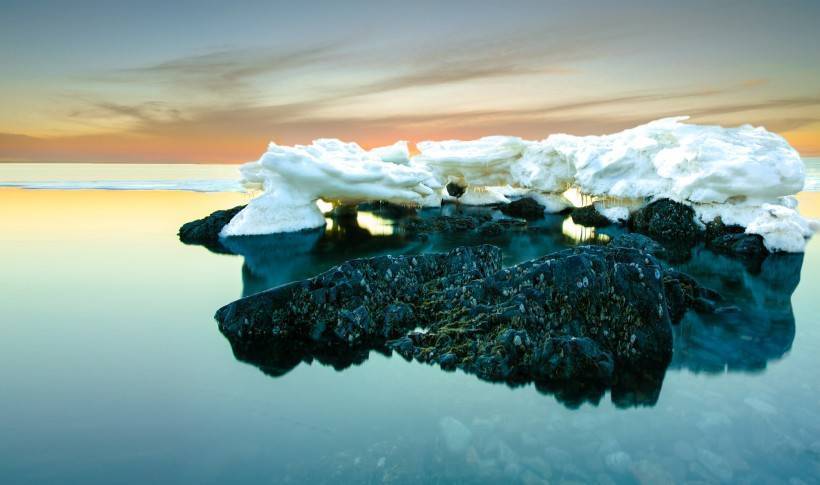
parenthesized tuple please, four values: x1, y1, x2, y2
(180, 197, 776, 264)
(628, 199, 702, 244)
(610, 233, 668, 259)
(178, 205, 246, 253)
(571, 204, 612, 227)
(626, 199, 773, 260)
(215, 244, 719, 401)
(704, 217, 768, 258)
(499, 197, 546, 220)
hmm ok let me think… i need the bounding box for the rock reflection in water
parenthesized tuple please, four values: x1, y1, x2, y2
(671, 249, 802, 373)
(221, 212, 419, 297)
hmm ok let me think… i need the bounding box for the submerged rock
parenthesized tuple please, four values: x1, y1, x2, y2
(215, 244, 719, 405)
(500, 197, 546, 220)
(178, 205, 246, 253)
(709, 232, 767, 258)
(705, 217, 768, 258)
(571, 204, 612, 228)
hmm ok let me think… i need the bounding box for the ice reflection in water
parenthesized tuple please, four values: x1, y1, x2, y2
(561, 216, 610, 243)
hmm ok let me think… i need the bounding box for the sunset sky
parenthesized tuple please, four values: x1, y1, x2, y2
(2, 0, 819, 163)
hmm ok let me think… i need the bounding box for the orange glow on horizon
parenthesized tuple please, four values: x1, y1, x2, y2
(2, 125, 819, 163)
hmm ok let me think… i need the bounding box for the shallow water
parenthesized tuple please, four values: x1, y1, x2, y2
(2, 164, 820, 484)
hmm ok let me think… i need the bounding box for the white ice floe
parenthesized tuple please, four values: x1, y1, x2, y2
(221, 139, 436, 236)
(414, 136, 526, 187)
(511, 141, 576, 193)
(410, 116, 813, 251)
(223, 117, 815, 250)
(550, 116, 805, 202)
(457, 186, 511, 205)
(415, 116, 804, 203)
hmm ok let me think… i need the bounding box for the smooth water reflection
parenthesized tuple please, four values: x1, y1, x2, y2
(2, 187, 819, 484)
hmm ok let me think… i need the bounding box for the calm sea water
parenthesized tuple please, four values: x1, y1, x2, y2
(1, 163, 820, 484)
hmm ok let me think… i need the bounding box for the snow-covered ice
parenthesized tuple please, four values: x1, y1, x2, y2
(221, 139, 436, 236)
(222, 118, 816, 251)
(551, 116, 804, 203)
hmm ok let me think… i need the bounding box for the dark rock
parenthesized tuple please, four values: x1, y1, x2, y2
(388, 336, 416, 360)
(215, 244, 719, 400)
(629, 199, 703, 244)
(710, 233, 768, 258)
(571, 204, 612, 227)
(438, 352, 458, 370)
(178, 205, 246, 253)
(532, 336, 615, 383)
(328, 204, 358, 220)
(703, 217, 744, 242)
(703, 216, 769, 259)
(662, 270, 721, 324)
(382, 303, 415, 338)
(500, 197, 546, 220)
(446, 182, 467, 198)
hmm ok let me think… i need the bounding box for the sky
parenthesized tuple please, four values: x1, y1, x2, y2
(1, 0, 819, 163)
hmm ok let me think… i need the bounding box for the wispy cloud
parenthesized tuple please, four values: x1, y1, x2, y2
(106, 43, 345, 95)
(685, 97, 820, 117)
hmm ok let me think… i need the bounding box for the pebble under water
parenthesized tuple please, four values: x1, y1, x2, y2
(2, 185, 820, 484)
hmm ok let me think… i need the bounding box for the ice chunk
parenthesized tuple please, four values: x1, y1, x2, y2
(510, 140, 576, 193)
(223, 118, 814, 250)
(370, 140, 410, 165)
(550, 117, 805, 202)
(457, 186, 510, 205)
(415, 136, 526, 188)
(221, 139, 435, 236)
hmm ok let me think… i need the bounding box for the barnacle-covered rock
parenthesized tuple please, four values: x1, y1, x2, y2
(216, 244, 719, 404)
(628, 199, 703, 244)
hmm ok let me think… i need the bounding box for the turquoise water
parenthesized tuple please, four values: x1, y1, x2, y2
(1, 163, 820, 484)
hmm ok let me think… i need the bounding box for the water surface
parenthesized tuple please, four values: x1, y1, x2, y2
(1, 163, 820, 484)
